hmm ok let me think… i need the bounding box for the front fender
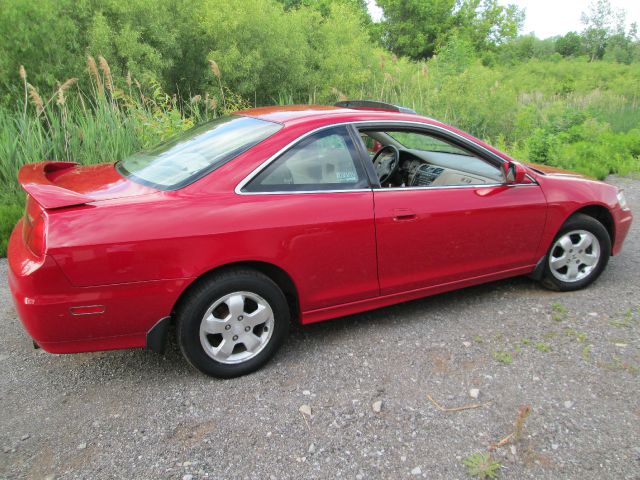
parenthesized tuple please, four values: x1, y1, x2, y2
(534, 173, 627, 258)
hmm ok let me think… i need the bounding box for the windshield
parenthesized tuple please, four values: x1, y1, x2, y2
(387, 131, 469, 155)
(117, 115, 282, 189)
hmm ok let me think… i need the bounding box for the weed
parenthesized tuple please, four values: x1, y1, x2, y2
(609, 320, 629, 328)
(600, 356, 639, 375)
(581, 345, 591, 361)
(463, 452, 502, 479)
(493, 351, 513, 365)
(489, 404, 532, 451)
(551, 303, 568, 322)
(535, 342, 551, 353)
(513, 405, 532, 442)
(474, 335, 484, 344)
(521, 338, 531, 345)
(610, 309, 635, 328)
(564, 328, 588, 342)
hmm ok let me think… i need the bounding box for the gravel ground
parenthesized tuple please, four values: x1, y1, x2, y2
(1, 176, 639, 480)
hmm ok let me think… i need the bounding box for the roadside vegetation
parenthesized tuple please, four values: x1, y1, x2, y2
(1, 0, 639, 256)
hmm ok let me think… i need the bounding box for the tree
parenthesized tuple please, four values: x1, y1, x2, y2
(277, 0, 368, 14)
(555, 32, 585, 57)
(276, 0, 372, 23)
(0, 0, 83, 92)
(453, 0, 523, 50)
(376, 0, 523, 60)
(581, 0, 625, 61)
(376, 0, 456, 59)
(603, 23, 637, 64)
(496, 34, 556, 64)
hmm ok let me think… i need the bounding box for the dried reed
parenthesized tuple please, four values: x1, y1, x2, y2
(87, 56, 104, 96)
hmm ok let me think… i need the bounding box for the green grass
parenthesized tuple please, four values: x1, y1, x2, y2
(0, 71, 202, 203)
(601, 356, 639, 375)
(551, 303, 568, 322)
(564, 328, 588, 343)
(535, 342, 552, 353)
(610, 309, 637, 328)
(0, 62, 213, 258)
(493, 351, 513, 365)
(463, 452, 502, 479)
(0, 204, 22, 256)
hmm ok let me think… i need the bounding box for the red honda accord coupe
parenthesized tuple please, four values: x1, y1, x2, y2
(8, 101, 633, 377)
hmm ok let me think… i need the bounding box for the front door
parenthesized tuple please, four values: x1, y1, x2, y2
(354, 126, 547, 295)
(374, 184, 547, 294)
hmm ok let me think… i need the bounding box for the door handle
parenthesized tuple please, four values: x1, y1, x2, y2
(393, 208, 417, 221)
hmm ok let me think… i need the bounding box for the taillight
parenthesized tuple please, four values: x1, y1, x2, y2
(28, 214, 46, 256)
(23, 197, 47, 257)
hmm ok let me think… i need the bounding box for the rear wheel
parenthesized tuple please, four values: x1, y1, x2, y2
(176, 269, 290, 378)
(540, 214, 611, 291)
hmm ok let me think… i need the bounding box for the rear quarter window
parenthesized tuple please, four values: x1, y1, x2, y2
(242, 126, 369, 192)
(117, 116, 281, 189)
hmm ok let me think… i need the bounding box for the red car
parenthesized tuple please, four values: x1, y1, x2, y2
(8, 101, 633, 377)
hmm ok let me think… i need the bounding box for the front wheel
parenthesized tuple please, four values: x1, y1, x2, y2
(176, 269, 290, 378)
(540, 213, 611, 291)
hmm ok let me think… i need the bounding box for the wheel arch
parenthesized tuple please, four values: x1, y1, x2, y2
(172, 261, 301, 324)
(533, 202, 616, 281)
(571, 204, 615, 247)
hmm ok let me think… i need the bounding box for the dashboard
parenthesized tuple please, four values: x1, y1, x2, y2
(386, 150, 502, 187)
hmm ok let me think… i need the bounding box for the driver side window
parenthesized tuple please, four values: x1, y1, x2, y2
(360, 129, 505, 188)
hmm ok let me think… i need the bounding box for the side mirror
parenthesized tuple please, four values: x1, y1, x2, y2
(504, 161, 527, 184)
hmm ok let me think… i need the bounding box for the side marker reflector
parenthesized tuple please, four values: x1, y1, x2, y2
(70, 305, 105, 316)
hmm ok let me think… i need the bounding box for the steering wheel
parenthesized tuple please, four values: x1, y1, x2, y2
(372, 145, 400, 185)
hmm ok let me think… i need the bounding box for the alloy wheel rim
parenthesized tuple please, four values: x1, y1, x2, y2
(199, 291, 274, 364)
(549, 229, 600, 283)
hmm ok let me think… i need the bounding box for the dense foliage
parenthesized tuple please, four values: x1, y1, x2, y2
(376, 0, 524, 59)
(0, 0, 639, 256)
(0, 0, 375, 104)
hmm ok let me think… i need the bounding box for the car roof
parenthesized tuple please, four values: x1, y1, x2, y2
(238, 104, 434, 126)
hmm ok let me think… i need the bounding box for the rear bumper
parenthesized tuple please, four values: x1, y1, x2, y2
(7, 220, 190, 353)
(612, 207, 632, 256)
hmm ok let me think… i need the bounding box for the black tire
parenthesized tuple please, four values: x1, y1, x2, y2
(540, 213, 611, 291)
(176, 268, 290, 378)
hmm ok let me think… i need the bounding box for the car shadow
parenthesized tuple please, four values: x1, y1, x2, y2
(283, 276, 539, 347)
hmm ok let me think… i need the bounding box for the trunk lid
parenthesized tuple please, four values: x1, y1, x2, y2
(18, 161, 157, 209)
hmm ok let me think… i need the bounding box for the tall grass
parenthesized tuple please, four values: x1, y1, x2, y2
(0, 57, 229, 201)
(0, 57, 230, 255)
(0, 204, 22, 256)
(350, 54, 640, 179)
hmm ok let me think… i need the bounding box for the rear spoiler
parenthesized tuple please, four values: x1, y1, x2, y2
(18, 161, 93, 209)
